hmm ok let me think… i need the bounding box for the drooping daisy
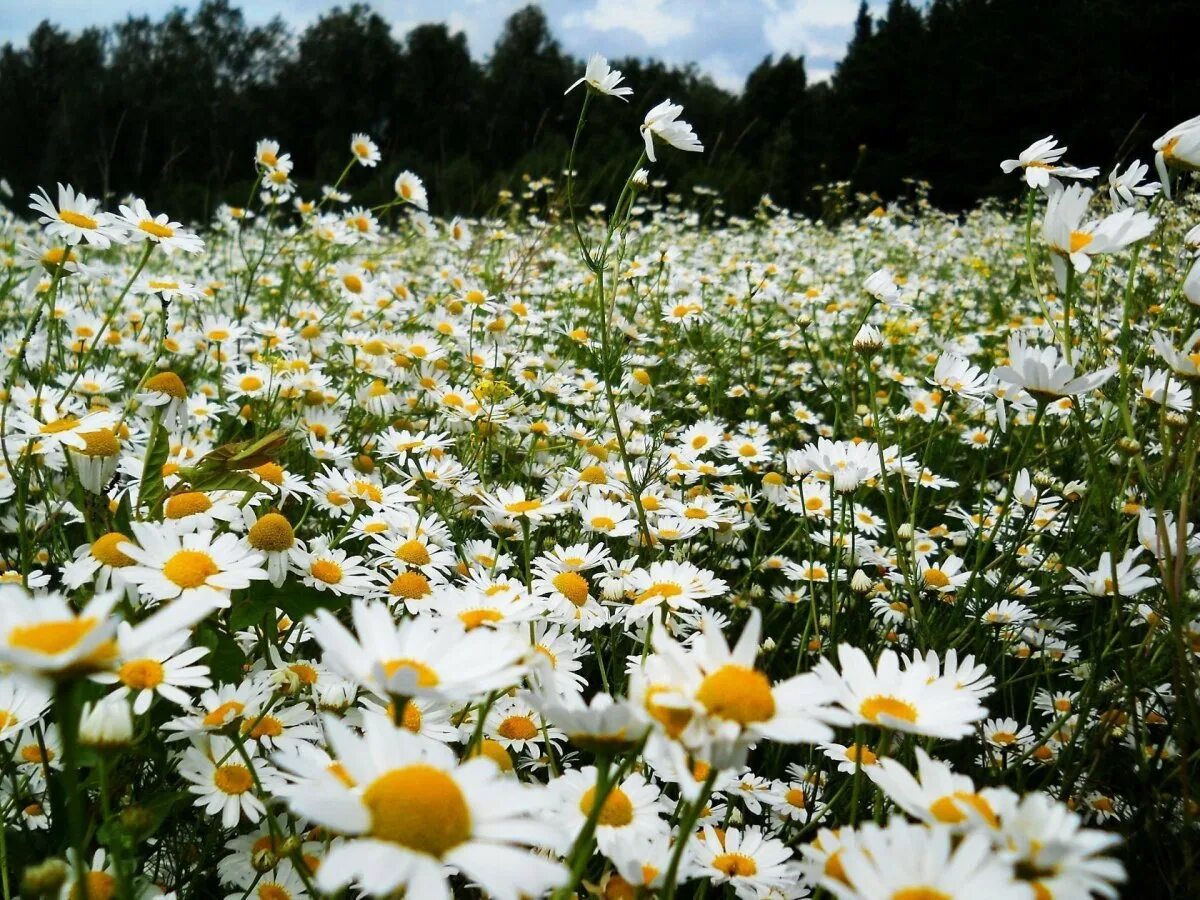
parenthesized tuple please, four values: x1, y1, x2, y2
(565, 53, 633, 100)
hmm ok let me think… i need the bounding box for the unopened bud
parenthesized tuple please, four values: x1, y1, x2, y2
(21, 859, 68, 897)
(854, 323, 883, 354)
(851, 569, 873, 593)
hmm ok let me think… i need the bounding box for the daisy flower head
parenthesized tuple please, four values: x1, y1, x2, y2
(820, 819, 1029, 900)
(1041, 182, 1156, 287)
(29, 183, 126, 247)
(816, 644, 989, 739)
(1000, 135, 1099, 189)
(0, 586, 120, 677)
(394, 171, 429, 210)
(565, 53, 633, 100)
(276, 713, 566, 899)
(114, 198, 205, 253)
(690, 825, 800, 900)
(305, 598, 528, 701)
(550, 764, 666, 856)
(350, 132, 381, 167)
(993, 333, 1115, 402)
(640, 99, 703, 163)
(118, 522, 267, 610)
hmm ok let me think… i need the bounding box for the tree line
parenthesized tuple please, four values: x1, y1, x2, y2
(2, 0, 1197, 221)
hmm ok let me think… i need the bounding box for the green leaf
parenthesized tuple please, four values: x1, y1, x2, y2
(176, 467, 268, 496)
(137, 418, 171, 516)
(196, 428, 289, 472)
(245, 580, 348, 621)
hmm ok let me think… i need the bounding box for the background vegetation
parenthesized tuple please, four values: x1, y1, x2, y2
(2, 0, 1198, 219)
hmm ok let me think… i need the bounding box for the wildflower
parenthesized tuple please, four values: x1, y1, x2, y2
(276, 714, 565, 898)
(565, 53, 632, 100)
(28, 183, 125, 247)
(1000, 136, 1098, 188)
(640, 100, 703, 162)
(1041, 183, 1156, 287)
(350, 132, 381, 167)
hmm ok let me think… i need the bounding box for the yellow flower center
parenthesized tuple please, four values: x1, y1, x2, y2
(203, 700, 245, 727)
(579, 465, 607, 484)
(9, 617, 96, 655)
(498, 714, 539, 741)
(164, 492, 212, 519)
(92, 532, 134, 567)
(475, 738, 513, 771)
(860, 695, 919, 724)
(382, 658, 439, 687)
(892, 889, 951, 900)
(119, 658, 165, 690)
(139, 219, 175, 239)
(78, 430, 120, 457)
(579, 785, 634, 827)
(591, 516, 617, 530)
(712, 852, 758, 878)
(145, 371, 187, 399)
(69, 871, 116, 900)
(930, 792, 998, 827)
(258, 884, 291, 900)
(310, 560, 343, 584)
(1068, 231, 1093, 254)
(40, 417, 81, 434)
(696, 664, 776, 725)
(214, 764, 253, 795)
(922, 568, 951, 589)
(59, 209, 98, 229)
(635, 582, 683, 604)
(248, 513, 295, 551)
(845, 743, 878, 765)
(644, 685, 693, 738)
(459, 609, 503, 630)
(163, 550, 219, 589)
(363, 765, 471, 857)
(389, 571, 431, 600)
(243, 714, 284, 740)
(552, 572, 590, 607)
(394, 539, 431, 566)
(504, 498, 542, 514)
(785, 787, 807, 809)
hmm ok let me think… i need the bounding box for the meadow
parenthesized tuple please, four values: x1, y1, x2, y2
(0, 59, 1198, 899)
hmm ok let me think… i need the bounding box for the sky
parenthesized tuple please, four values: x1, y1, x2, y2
(0, 0, 889, 90)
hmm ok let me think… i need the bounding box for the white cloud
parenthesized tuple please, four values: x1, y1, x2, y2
(568, 0, 695, 48)
(761, 0, 862, 58)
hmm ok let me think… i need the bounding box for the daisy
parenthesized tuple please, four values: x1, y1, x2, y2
(635, 610, 845, 762)
(622, 560, 727, 625)
(1000, 136, 1098, 188)
(532, 563, 610, 631)
(821, 820, 1029, 900)
(1041, 182, 1156, 287)
(394, 171, 429, 210)
(290, 539, 375, 597)
(479, 484, 568, 523)
(576, 495, 638, 538)
(640, 100, 703, 163)
(1064, 548, 1157, 597)
(997, 791, 1126, 900)
(867, 749, 1003, 829)
(275, 714, 565, 899)
(305, 598, 528, 701)
(0, 586, 120, 676)
(61, 531, 138, 594)
(350, 133, 381, 167)
(119, 523, 267, 610)
(1154, 113, 1200, 197)
(485, 693, 563, 758)
(690, 825, 800, 900)
(114, 198, 205, 253)
(993, 334, 1115, 401)
(550, 765, 666, 856)
(0, 677, 51, 741)
(28, 183, 125, 247)
(816, 644, 988, 739)
(161, 490, 243, 532)
(565, 53, 632, 100)
(532, 691, 649, 755)
(92, 621, 210, 714)
(180, 734, 284, 828)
